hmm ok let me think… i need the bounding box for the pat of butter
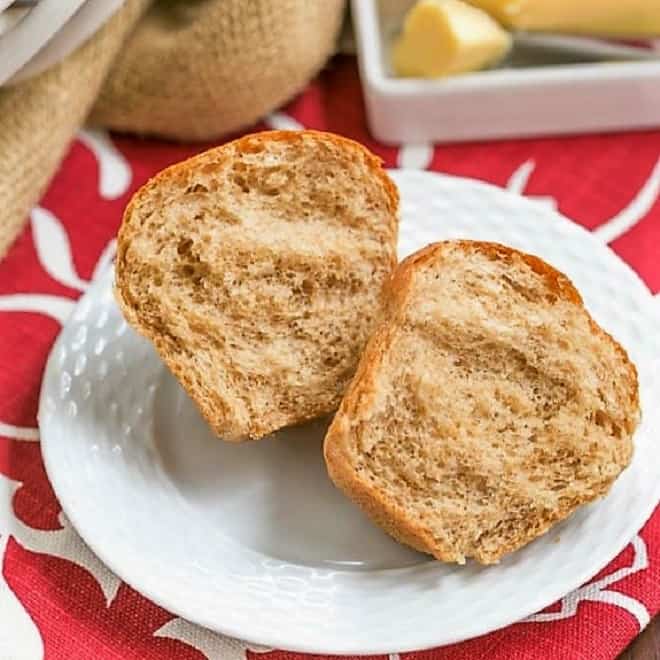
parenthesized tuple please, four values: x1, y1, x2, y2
(392, 0, 512, 78)
(467, 0, 660, 37)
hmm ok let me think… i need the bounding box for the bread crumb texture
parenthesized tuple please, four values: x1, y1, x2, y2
(325, 241, 640, 564)
(115, 130, 399, 441)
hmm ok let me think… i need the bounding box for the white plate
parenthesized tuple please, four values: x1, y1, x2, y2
(0, 0, 87, 86)
(9, 0, 125, 84)
(39, 171, 660, 654)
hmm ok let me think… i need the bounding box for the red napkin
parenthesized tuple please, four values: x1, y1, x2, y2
(1, 56, 658, 660)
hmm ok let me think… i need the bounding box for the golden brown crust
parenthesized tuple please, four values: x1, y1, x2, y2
(115, 130, 399, 441)
(116, 129, 398, 297)
(117, 130, 399, 264)
(389, 240, 584, 306)
(324, 240, 639, 564)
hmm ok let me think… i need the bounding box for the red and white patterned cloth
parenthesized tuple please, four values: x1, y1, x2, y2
(1, 56, 659, 660)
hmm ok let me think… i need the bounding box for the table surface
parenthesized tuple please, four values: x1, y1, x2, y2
(622, 617, 660, 659)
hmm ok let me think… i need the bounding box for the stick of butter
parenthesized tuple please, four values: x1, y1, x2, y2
(467, 0, 660, 37)
(392, 0, 512, 78)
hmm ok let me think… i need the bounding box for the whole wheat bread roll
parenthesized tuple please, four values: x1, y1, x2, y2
(115, 130, 399, 441)
(324, 240, 639, 564)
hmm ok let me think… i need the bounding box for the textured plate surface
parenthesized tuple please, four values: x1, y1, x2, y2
(39, 171, 660, 654)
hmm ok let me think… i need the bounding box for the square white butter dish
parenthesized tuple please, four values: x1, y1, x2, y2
(352, 0, 660, 143)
